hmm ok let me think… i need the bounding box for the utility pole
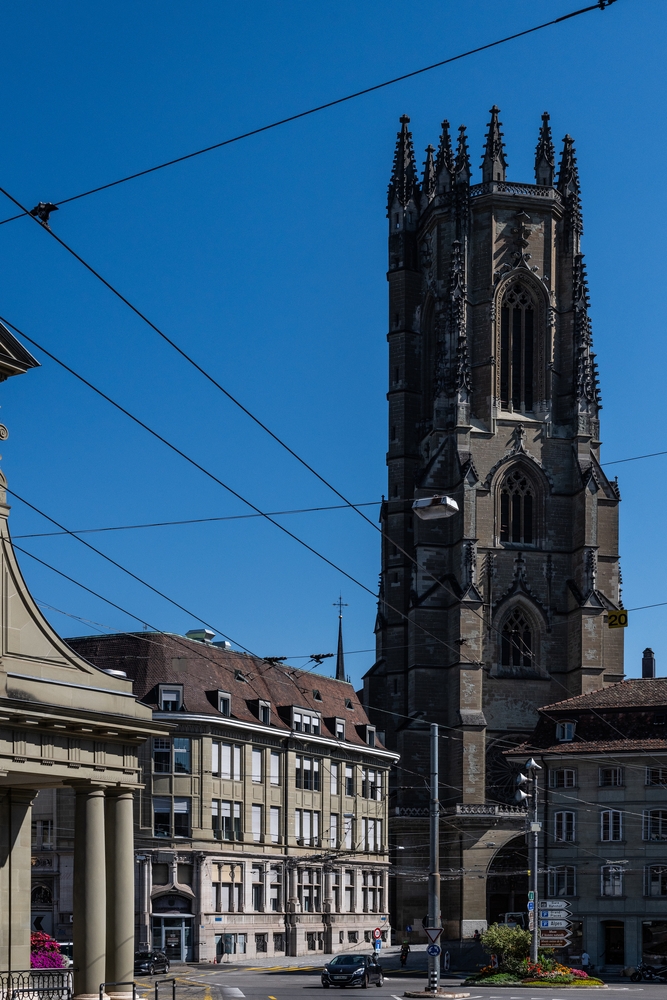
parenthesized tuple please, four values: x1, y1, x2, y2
(427, 723, 441, 994)
(516, 758, 542, 964)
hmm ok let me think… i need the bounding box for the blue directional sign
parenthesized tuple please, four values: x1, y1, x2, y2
(427, 944, 441, 957)
(527, 901, 534, 911)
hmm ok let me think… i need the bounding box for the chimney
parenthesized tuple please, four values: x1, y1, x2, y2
(642, 648, 656, 679)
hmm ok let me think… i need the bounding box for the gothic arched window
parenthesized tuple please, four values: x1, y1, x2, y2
(31, 884, 52, 908)
(501, 608, 533, 669)
(500, 468, 533, 544)
(500, 283, 534, 412)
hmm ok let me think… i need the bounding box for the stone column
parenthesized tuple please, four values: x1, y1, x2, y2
(0, 788, 37, 971)
(105, 790, 135, 998)
(73, 787, 107, 1000)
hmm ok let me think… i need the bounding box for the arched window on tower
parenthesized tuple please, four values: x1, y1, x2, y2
(500, 468, 533, 544)
(501, 608, 533, 669)
(500, 283, 535, 412)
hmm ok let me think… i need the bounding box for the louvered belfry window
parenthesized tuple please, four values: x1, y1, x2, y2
(500, 283, 534, 411)
(500, 468, 533, 544)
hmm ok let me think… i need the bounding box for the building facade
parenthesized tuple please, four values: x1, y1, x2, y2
(509, 671, 667, 973)
(362, 107, 624, 940)
(33, 630, 399, 962)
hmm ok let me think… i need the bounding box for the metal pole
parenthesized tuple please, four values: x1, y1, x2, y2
(530, 771, 539, 964)
(428, 723, 441, 993)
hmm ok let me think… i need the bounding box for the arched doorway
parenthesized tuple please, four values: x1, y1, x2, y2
(486, 836, 528, 926)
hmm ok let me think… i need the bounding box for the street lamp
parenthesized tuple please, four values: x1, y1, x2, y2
(412, 495, 459, 520)
(516, 758, 542, 963)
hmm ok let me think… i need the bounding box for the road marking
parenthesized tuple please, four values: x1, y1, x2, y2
(392, 994, 403, 999)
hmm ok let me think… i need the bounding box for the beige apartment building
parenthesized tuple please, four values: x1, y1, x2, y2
(32, 629, 399, 962)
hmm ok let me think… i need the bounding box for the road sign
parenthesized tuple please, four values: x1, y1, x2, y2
(528, 914, 534, 931)
(373, 928, 382, 940)
(374, 939, 381, 951)
(528, 891, 535, 901)
(539, 937, 571, 949)
(424, 927, 443, 944)
(540, 919, 570, 929)
(538, 900, 570, 909)
(608, 609, 628, 629)
(527, 902, 534, 911)
(406, 925, 412, 933)
(540, 932, 572, 943)
(539, 909, 571, 919)
(540, 926, 573, 937)
(427, 944, 441, 957)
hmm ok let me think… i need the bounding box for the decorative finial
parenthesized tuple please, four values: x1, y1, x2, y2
(455, 125, 471, 185)
(481, 105, 507, 183)
(422, 145, 436, 204)
(558, 134, 583, 241)
(534, 111, 555, 186)
(387, 115, 420, 214)
(436, 120, 454, 191)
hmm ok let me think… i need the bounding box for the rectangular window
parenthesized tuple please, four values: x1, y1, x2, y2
(270, 868, 282, 912)
(159, 687, 182, 711)
(601, 865, 624, 896)
(335, 719, 345, 740)
(219, 743, 242, 781)
(366, 727, 376, 747)
(647, 768, 667, 785)
(270, 752, 280, 785)
(549, 768, 576, 788)
(259, 701, 271, 725)
(554, 811, 575, 842)
(212, 741, 219, 776)
(345, 870, 354, 912)
(298, 868, 321, 912)
(252, 748, 263, 782)
(600, 766, 623, 786)
(295, 756, 320, 791)
(270, 806, 280, 844)
(644, 810, 667, 840)
(255, 933, 267, 953)
(173, 798, 190, 838)
(547, 865, 576, 897)
(252, 867, 263, 911)
(344, 815, 353, 850)
(295, 809, 301, 841)
(273, 932, 285, 950)
(345, 765, 354, 796)
(153, 738, 171, 774)
(331, 762, 340, 795)
(556, 721, 575, 742)
(252, 805, 262, 842)
(330, 813, 339, 848)
(212, 799, 220, 839)
(645, 865, 667, 896)
(601, 809, 622, 842)
(292, 709, 320, 734)
(153, 797, 171, 838)
(212, 800, 239, 841)
(218, 692, 231, 717)
(173, 737, 191, 774)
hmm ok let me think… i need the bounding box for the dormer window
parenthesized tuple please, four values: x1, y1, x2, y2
(335, 719, 346, 740)
(366, 726, 376, 747)
(159, 685, 183, 712)
(312, 689, 322, 702)
(556, 720, 576, 742)
(345, 699, 354, 710)
(292, 709, 321, 735)
(259, 701, 271, 726)
(218, 691, 231, 717)
(235, 670, 247, 683)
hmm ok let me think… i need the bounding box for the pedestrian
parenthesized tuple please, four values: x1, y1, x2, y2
(473, 930, 481, 943)
(581, 951, 591, 972)
(400, 941, 410, 967)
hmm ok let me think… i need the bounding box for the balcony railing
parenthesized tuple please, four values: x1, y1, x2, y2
(0, 969, 72, 1000)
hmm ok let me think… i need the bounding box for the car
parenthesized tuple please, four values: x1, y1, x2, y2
(57, 942, 73, 967)
(134, 950, 170, 976)
(321, 954, 384, 989)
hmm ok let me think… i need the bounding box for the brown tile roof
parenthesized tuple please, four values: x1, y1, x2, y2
(540, 678, 667, 713)
(66, 631, 384, 750)
(507, 737, 667, 756)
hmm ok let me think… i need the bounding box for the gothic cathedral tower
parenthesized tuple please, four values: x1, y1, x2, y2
(363, 108, 623, 938)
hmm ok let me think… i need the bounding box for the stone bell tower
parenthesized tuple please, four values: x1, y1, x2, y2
(363, 108, 623, 938)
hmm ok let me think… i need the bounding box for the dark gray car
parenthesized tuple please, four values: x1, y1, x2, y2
(322, 954, 383, 988)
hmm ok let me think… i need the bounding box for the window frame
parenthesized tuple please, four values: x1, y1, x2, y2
(334, 718, 346, 740)
(259, 700, 271, 726)
(547, 865, 576, 897)
(549, 768, 576, 788)
(554, 810, 575, 843)
(601, 864, 624, 897)
(158, 684, 183, 712)
(645, 865, 667, 896)
(600, 809, 623, 842)
(599, 766, 623, 787)
(555, 720, 576, 742)
(643, 809, 667, 841)
(217, 691, 231, 717)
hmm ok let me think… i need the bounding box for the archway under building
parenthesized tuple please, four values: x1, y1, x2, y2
(486, 836, 528, 927)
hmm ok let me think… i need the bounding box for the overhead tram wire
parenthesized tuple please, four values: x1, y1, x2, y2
(0, 1, 618, 230)
(0, 314, 477, 669)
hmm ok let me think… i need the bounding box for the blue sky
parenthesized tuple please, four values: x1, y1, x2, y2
(0, 0, 664, 687)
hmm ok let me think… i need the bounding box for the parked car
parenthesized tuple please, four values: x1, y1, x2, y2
(134, 951, 170, 975)
(58, 942, 73, 968)
(321, 954, 383, 989)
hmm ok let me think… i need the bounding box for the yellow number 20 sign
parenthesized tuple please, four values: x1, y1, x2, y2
(608, 610, 628, 629)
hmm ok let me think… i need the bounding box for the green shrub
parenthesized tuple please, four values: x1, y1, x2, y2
(481, 923, 532, 963)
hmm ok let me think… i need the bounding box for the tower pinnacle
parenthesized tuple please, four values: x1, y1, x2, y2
(455, 125, 471, 185)
(334, 595, 348, 681)
(387, 115, 420, 214)
(534, 111, 555, 186)
(436, 120, 454, 192)
(422, 145, 436, 205)
(481, 105, 507, 183)
(557, 134, 583, 243)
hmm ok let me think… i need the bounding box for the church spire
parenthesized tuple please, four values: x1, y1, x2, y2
(334, 595, 348, 681)
(454, 125, 471, 186)
(422, 145, 436, 206)
(436, 120, 454, 191)
(557, 134, 583, 246)
(534, 111, 555, 186)
(481, 105, 507, 183)
(387, 114, 420, 214)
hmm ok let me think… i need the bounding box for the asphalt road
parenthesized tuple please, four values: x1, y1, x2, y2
(137, 967, 667, 1000)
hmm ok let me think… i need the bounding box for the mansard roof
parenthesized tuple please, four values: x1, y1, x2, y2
(66, 631, 386, 751)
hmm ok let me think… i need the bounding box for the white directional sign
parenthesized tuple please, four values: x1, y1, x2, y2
(540, 919, 570, 929)
(539, 910, 571, 919)
(538, 900, 570, 909)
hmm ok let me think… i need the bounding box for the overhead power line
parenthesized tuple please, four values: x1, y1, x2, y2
(0, 1, 618, 229)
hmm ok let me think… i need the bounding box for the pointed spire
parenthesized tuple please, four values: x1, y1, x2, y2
(422, 145, 436, 205)
(387, 114, 420, 214)
(558, 134, 583, 242)
(436, 119, 454, 191)
(481, 105, 507, 183)
(534, 111, 555, 186)
(334, 595, 348, 681)
(454, 125, 471, 185)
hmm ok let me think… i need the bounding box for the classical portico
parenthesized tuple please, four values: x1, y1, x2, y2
(0, 322, 165, 998)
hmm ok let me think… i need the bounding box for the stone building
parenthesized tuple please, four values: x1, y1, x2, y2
(508, 667, 667, 973)
(38, 630, 399, 962)
(362, 107, 624, 941)
(0, 320, 165, 1000)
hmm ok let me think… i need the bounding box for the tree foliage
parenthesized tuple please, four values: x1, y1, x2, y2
(481, 923, 532, 961)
